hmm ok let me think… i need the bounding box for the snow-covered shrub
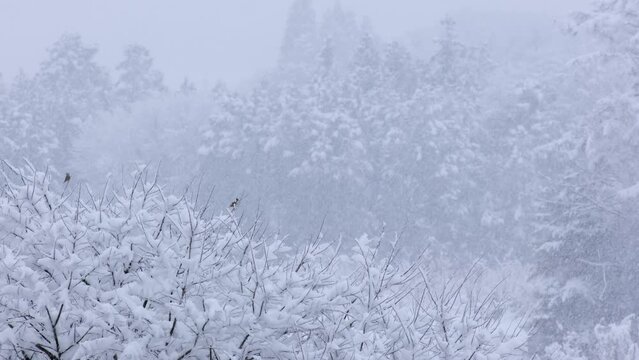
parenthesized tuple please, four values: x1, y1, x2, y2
(0, 162, 528, 359)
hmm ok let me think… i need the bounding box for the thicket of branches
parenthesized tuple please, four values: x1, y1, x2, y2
(0, 163, 527, 359)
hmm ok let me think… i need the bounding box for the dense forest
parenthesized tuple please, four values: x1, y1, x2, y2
(1, 0, 639, 358)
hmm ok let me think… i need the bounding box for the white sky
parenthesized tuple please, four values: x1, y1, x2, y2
(0, 0, 589, 88)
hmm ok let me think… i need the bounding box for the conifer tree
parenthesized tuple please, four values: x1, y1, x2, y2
(115, 44, 165, 104)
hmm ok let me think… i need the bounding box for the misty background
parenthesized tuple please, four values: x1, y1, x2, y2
(1, 0, 638, 359)
(1, 0, 587, 87)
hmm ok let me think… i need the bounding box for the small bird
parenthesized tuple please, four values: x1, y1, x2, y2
(229, 197, 240, 211)
(64, 173, 71, 184)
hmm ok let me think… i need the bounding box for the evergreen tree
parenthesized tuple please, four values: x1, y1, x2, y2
(317, 37, 335, 78)
(31, 34, 112, 167)
(382, 41, 417, 98)
(279, 0, 318, 82)
(318, 3, 361, 76)
(350, 33, 382, 95)
(115, 44, 165, 104)
(0, 71, 57, 166)
(396, 18, 491, 253)
(531, 0, 639, 352)
(35, 34, 112, 120)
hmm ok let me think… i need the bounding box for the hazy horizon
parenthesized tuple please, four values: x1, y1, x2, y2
(0, 0, 588, 88)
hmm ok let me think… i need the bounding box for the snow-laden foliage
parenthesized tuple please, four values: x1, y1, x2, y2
(115, 44, 166, 104)
(527, 0, 639, 352)
(0, 35, 164, 172)
(543, 315, 639, 360)
(0, 163, 527, 359)
(71, 15, 496, 256)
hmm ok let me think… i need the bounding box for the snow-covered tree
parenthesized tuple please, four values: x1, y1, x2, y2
(29, 34, 112, 167)
(0, 71, 58, 167)
(530, 0, 639, 352)
(318, 3, 361, 76)
(382, 41, 418, 98)
(34, 34, 112, 120)
(115, 44, 166, 104)
(350, 33, 382, 95)
(381, 18, 493, 253)
(279, 0, 318, 83)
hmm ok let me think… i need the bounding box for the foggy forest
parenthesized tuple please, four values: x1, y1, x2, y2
(0, 0, 638, 359)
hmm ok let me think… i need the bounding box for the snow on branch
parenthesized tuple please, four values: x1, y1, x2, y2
(0, 162, 528, 359)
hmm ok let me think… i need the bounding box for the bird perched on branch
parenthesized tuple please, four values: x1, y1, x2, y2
(229, 197, 240, 212)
